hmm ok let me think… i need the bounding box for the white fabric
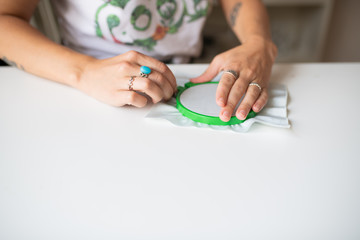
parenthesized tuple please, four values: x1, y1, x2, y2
(146, 76, 290, 133)
(51, 0, 212, 61)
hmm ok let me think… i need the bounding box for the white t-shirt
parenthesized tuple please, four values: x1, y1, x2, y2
(51, 0, 212, 62)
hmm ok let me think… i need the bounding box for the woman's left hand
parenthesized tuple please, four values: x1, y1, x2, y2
(190, 37, 277, 122)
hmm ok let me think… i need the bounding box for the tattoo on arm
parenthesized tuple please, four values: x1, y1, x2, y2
(230, 2, 242, 27)
(1, 56, 25, 71)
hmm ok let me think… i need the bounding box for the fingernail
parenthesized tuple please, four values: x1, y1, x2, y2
(238, 110, 247, 120)
(255, 104, 265, 112)
(222, 111, 230, 120)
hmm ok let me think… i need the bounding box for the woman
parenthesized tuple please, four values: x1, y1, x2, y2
(0, 0, 277, 122)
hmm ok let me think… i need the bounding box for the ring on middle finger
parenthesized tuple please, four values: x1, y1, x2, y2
(140, 65, 152, 78)
(249, 82, 262, 91)
(223, 69, 239, 80)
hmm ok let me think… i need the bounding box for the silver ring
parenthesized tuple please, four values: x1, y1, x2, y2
(128, 76, 135, 91)
(139, 72, 148, 78)
(223, 70, 239, 80)
(249, 82, 262, 91)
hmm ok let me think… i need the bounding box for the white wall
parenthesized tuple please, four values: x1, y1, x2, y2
(324, 0, 360, 62)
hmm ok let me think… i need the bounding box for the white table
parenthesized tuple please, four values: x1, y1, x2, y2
(1, 64, 360, 239)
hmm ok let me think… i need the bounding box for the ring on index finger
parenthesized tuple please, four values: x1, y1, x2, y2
(223, 70, 239, 80)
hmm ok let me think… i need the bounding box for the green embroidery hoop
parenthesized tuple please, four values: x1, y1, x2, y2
(176, 82, 257, 126)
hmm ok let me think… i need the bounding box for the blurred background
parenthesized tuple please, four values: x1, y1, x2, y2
(1, 0, 359, 66)
(198, 0, 360, 63)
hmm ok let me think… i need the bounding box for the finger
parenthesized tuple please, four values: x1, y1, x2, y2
(118, 77, 164, 103)
(117, 61, 174, 99)
(145, 62, 177, 93)
(252, 88, 268, 112)
(190, 56, 221, 83)
(113, 90, 148, 108)
(123, 51, 177, 92)
(219, 79, 248, 122)
(122, 64, 174, 100)
(150, 70, 174, 100)
(139, 68, 174, 100)
(133, 77, 165, 103)
(236, 82, 262, 120)
(216, 72, 237, 107)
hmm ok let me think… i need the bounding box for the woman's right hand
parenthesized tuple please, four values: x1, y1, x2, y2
(76, 50, 177, 107)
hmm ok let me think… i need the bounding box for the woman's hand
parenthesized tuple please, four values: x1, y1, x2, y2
(191, 37, 277, 122)
(76, 50, 177, 107)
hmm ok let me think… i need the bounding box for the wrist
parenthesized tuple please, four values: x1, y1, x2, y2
(67, 55, 97, 90)
(244, 35, 278, 61)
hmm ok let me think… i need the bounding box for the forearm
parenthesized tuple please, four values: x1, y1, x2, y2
(221, 0, 274, 46)
(0, 14, 94, 88)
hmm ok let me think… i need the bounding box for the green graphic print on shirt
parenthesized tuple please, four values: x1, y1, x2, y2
(95, 0, 209, 51)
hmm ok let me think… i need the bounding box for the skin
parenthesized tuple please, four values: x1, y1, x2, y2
(0, 0, 276, 119)
(0, 0, 176, 107)
(191, 0, 278, 121)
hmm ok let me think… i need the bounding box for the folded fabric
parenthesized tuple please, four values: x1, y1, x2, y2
(146, 76, 290, 133)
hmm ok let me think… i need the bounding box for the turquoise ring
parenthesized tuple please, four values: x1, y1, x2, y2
(140, 66, 151, 78)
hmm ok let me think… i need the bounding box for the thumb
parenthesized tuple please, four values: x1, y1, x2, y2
(190, 57, 221, 83)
